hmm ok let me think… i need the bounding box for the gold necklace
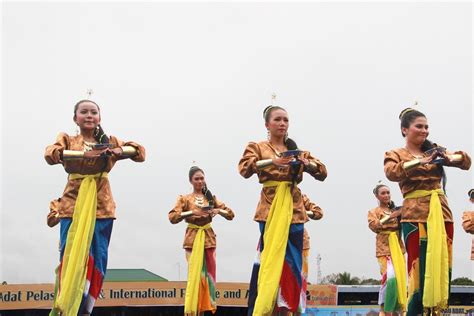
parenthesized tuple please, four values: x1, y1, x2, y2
(193, 194, 205, 207)
(269, 142, 285, 157)
(404, 147, 423, 159)
(380, 204, 392, 216)
(83, 140, 97, 152)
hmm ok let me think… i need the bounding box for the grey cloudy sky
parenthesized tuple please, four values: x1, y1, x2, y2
(1, 2, 472, 285)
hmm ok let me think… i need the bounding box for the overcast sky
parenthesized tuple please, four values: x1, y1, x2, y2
(1, 2, 472, 285)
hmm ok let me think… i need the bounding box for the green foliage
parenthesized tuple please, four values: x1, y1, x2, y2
(321, 272, 379, 285)
(451, 277, 474, 285)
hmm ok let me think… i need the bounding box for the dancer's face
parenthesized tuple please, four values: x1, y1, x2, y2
(74, 101, 101, 132)
(190, 171, 206, 192)
(265, 109, 289, 139)
(403, 116, 429, 147)
(376, 186, 391, 206)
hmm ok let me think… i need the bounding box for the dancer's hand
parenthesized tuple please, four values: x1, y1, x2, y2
(192, 208, 208, 217)
(209, 209, 221, 218)
(106, 147, 123, 157)
(389, 210, 402, 219)
(83, 148, 107, 159)
(419, 151, 437, 165)
(273, 156, 293, 167)
(298, 157, 310, 166)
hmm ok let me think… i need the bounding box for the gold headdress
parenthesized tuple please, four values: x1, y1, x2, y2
(399, 101, 418, 120)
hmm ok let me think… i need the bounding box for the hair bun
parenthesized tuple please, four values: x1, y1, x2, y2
(399, 107, 415, 120)
(263, 105, 274, 119)
(372, 181, 387, 195)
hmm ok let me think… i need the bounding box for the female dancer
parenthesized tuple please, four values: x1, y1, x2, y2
(239, 105, 327, 316)
(45, 99, 145, 315)
(169, 166, 234, 316)
(367, 183, 406, 315)
(384, 107, 471, 315)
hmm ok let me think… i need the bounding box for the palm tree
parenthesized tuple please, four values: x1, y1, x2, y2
(335, 272, 360, 285)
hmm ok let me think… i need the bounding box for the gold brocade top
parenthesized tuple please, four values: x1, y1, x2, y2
(367, 206, 405, 257)
(384, 147, 471, 223)
(46, 199, 61, 227)
(302, 194, 323, 250)
(44, 132, 146, 219)
(462, 210, 474, 260)
(168, 193, 234, 249)
(238, 141, 327, 223)
(462, 211, 474, 234)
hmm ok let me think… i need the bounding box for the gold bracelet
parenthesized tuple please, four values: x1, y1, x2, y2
(218, 209, 229, 216)
(121, 146, 137, 157)
(63, 150, 84, 159)
(403, 159, 420, 170)
(379, 214, 391, 225)
(447, 154, 462, 162)
(256, 159, 273, 169)
(181, 211, 193, 218)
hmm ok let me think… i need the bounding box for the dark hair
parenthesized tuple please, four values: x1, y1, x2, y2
(202, 186, 215, 208)
(287, 138, 300, 189)
(373, 184, 388, 196)
(469, 189, 474, 199)
(188, 166, 215, 207)
(399, 107, 447, 192)
(74, 99, 109, 144)
(388, 200, 396, 209)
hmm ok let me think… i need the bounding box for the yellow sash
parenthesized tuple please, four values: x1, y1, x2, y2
(52, 172, 107, 315)
(382, 231, 407, 310)
(253, 181, 293, 316)
(404, 189, 448, 308)
(184, 223, 212, 315)
(68, 172, 108, 181)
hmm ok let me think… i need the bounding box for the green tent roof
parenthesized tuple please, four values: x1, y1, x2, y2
(104, 269, 168, 282)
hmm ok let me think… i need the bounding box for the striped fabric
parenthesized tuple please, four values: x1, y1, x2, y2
(247, 223, 306, 316)
(402, 222, 453, 316)
(376, 231, 407, 312)
(377, 256, 402, 312)
(404, 189, 449, 309)
(185, 248, 217, 315)
(50, 218, 113, 316)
